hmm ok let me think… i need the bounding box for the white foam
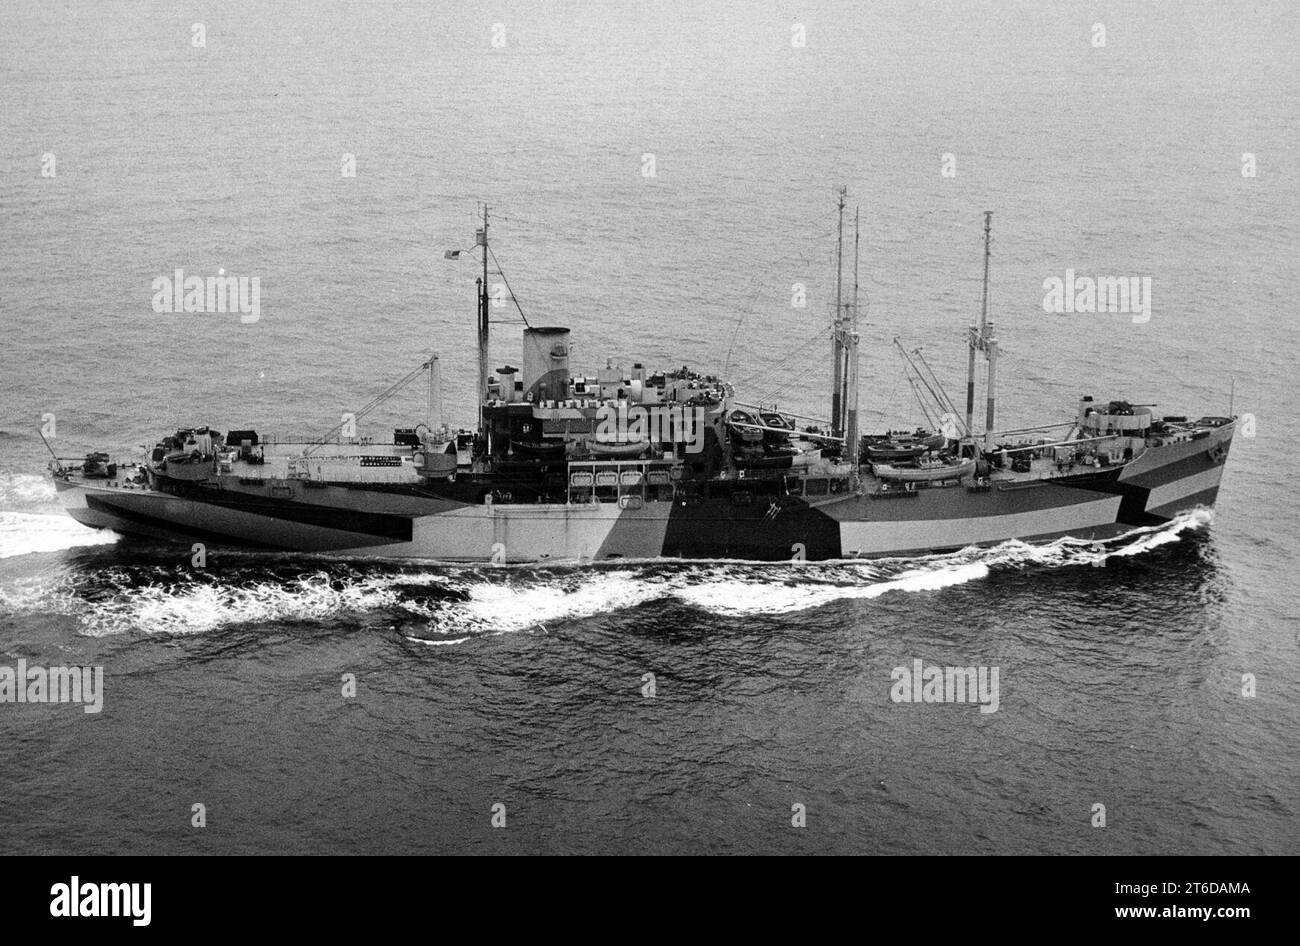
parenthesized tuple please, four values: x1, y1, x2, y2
(437, 572, 667, 633)
(0, 507, 1215, 637)
(79, 572, 406, 637)
(0, 512, 119, 559)
(672, 560, 991, 615)
(0, 472, 58, 507)
(1104, 507, 1213, 559)
(663, 510, 1212, 616)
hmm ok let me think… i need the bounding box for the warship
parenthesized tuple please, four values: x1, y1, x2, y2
(48, 195, 1235, 563)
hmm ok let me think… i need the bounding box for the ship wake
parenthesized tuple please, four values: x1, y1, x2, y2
(0, 473, 121, 559)
(0, 509, 1214, 640)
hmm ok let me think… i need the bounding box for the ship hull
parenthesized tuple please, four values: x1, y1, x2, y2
(53, 423, 1233, 563)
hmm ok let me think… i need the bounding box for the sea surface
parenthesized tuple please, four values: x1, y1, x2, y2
(1, 0, 1297, 854)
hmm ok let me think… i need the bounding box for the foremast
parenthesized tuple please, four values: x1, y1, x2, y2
(476, 205, 491, 440)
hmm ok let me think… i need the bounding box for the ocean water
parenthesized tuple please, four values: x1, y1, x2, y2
(1, 0, 1297, 854)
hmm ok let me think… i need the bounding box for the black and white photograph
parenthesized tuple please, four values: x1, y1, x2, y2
(0, 0, 1294, 909)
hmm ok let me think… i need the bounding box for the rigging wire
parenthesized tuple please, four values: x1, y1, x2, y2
(303, 358, 432, 456)
(722, 277, 769, 380)
(487, 244, 531, 327)
(722, 216, 844, 378)
(871, 366, 905, 430)
(735, 322, 832, 389)
(738, 325, 834, 404)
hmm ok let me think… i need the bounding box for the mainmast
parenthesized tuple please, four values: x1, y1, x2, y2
(476, 205, 490, 437)
(830, 188, 846, 439)
(829, 188, 861, 466)
(964, 211, 997, 453)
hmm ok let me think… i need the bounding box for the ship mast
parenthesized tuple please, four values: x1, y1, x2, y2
(829, 188, 861, 466)
(831, 188, 846, 440)
(846, 205, 861, 467)
(476, 204, 490, 438)
(964, 211, 997, 453)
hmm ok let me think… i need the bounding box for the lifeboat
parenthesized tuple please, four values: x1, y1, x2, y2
(864, 442, 926, 461)
(589, 440, 648, 459)
(757, 410, 794, 445)
(511, 440, 565, 460)
(862, 429, 946, 462)
(734, 448, 797, 470)
(871, 456, 975, 483)
(726, 409, 765, 443)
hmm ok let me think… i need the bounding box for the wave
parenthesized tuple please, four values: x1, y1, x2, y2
(670, 559, 991, 616)
(0, 509, 1213, 638)
(0, 473, 120, 560)
(0, 512, 119, 559)
(0, 471, 59, 509)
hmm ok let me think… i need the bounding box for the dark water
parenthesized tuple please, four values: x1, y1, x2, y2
(2, 1, 1298, 854)
(2, 520, 1289, 855)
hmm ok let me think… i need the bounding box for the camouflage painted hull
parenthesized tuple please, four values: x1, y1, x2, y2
(53, 423, 1233, 563)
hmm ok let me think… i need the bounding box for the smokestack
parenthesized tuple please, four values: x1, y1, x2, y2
(521, 327, 571, 403)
